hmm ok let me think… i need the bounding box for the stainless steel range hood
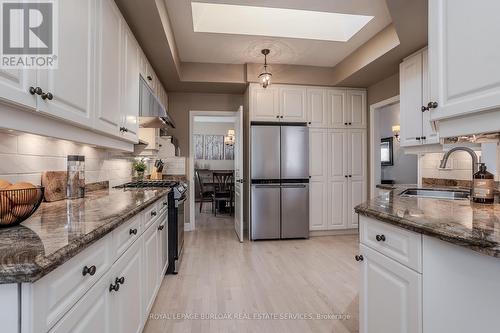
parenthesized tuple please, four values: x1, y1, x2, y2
(139, 76, 175, 128)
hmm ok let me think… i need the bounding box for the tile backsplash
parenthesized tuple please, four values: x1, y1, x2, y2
(420, 151, 484, 181)
(0, 131, 133, 187)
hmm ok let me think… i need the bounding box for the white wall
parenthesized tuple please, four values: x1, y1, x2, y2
(193, 121, 235, 171)
(378, 103, 418, 184)
(0, 131, 133, 187)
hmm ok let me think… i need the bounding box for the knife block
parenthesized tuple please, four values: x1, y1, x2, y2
(150, 169, 163, 180)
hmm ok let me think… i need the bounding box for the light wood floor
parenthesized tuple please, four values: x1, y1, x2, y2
(143, 212, 359, 333)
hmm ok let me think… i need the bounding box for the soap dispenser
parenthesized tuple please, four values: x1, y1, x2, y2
(472, 163, 495, 204)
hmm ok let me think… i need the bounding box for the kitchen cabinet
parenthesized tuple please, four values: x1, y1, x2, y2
(250, 84, 280, 121)
(348, 129, 367, 228)
(157, 212, 169, 280)
(400, 49, 439, 147)
(95, 0, 123, 137)
(307, 88, 328, 128)
(121, 26, 140, 142)
(346, 90, 367, 128)
(428, 0, 500, 122)
(279, 86, 307, 122)
(359, 244, 422, 333)
(142, 219, 159, 315)
(37, 0, 95, 128)
(309, 128, 328, 230)
(327, 89, 347, 128)
(0, 69, 37, 110)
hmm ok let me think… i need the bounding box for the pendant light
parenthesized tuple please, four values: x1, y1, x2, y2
(258, 49, 272, 88)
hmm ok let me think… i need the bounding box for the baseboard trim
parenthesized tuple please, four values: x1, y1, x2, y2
(310, 229, 359, 237)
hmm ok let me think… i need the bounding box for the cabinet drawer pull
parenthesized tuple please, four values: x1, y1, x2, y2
(355, 255, 364, 262)
(163, 202, 168, 206)
(147, 75, 153, 81)
(348, 122, 352, 125)
(115, 277, 125, 285)
(421, 105, 429, 112)
(109, 283, 120, 292)
(82, 265, 97, 277)
(428, 101, 438, 109)
(41, 92, 53, 100)
(158, 225, 165, 231)
(151, 211, 157, 217)
(129, 228, 138, 235)
(375, 234, 386, 242)
(29, 86, 43, 95)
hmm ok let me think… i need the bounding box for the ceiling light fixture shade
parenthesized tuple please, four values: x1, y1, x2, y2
(225, 129, 236, 146)
(258, 49, 272, 88)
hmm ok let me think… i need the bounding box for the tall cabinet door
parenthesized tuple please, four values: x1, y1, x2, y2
(327, 89, 347, 128)
(142, 221, 159, 315)
(309, 129, 327, 231)
(37, 0, 95, 128)
(0, 69, 36, 110)
(346, 90, 367, 128)
(95, 0, 122, 136)
(280, 86, 306, 122)
(400, 53, 423, 147)
(307, 88, 327, 127)
(360, 244, 422, 333)
(327, 129, 348, 229)
(121, 27, 140, 142)
(429, 0, 500, 121)
(348, 129, 367, 228)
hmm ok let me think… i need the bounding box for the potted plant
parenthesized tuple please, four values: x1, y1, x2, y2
(133, 160, 147, 180)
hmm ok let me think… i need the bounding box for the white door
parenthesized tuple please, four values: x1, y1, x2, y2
(327, 180, 348, 229)
(250, 85, 279, 121)
(359, 244, 422, 333)
(48, 276, 112, 333)
(121, 26, 140, 142)
(429, 0, 500, 121)
(95, 0, 122, 136)
(309, 128, 327, 231)
(142, 222, 158, 315)
(327, 129, 348, 229)
(346, 90, 367, 128)
(348, 129, 366, 228)
(307, 88, 327, 127)
(309, 181, 327, 231)
(111, 241, 143, 333)
(0, 69, 37, 110)
(400, 53, 424, 147)
(280, 86, 306, 122)
(327, 89, 347, 128)
(37, 0, 95, 128)
(421, 50, 439, 145)
(234, 106, 244, 242)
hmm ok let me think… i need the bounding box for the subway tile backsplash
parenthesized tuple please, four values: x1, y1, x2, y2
(0, 131, 133, 187)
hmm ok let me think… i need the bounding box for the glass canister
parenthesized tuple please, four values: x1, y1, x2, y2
(67, 155, 85, 199)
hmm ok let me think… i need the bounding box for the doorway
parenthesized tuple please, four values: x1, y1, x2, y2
(369, 96, 418, 198)
(188, 109, 244, 242)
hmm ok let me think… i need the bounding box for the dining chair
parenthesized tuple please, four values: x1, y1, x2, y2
(212, 171, 234, 216)
(195, 170, 214, 213)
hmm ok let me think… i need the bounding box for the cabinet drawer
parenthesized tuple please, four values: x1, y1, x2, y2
(360, 216, 422, 272)
(26, 234, 113, 333)
(143, 201, 160, 230)
(112, 214, 141, 261)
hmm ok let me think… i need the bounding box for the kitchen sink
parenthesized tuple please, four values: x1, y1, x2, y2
(399, 188, 470, 200)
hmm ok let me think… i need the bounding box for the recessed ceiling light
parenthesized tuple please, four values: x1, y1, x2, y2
(191, 2, 374, 42)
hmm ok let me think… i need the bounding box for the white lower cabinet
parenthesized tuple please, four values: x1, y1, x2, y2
(142, 219, 160, 315)
(359, 244, 422, 333)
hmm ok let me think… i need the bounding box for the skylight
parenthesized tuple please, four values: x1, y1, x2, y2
(191, 2, 374, 42)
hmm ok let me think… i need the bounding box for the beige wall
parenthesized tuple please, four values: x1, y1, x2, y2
(167, 92, 244, 156)
(367, 73, 400, 106)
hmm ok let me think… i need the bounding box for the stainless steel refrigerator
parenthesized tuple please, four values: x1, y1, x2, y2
(251, 123, 309, 240)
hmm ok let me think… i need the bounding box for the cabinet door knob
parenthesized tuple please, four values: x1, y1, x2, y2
(349, 175, 352, 178)
(276, 115, 279, 119)
(421, 105, 429, 112)
(280, 115, 283, 119)
(41, 92, 53, 100)
(345, 175, 348, 178)
(151, 211, 157, 217)
(82, 265, 97, 276)
(147, 75, 153, 81)
(115, 277, 125, 285)
(416, 137, 421, 141)
(158, 225, 165, 231)
(348, 122, 352, 125)
(129, 228, 138, 235)
(344, 122, 348, 125)
(421, 136, 426, 140)
(109, 283, 120, 292)
(29, 86, 43, 95)
(355, 255, 364, 262)
(375, 234, 386, 242)
(163, 202, 168, 206)
(428, 101, 438, 109)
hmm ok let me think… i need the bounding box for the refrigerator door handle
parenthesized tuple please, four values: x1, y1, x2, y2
(254, 185, 281, 189)
(280, 184, 307, 188)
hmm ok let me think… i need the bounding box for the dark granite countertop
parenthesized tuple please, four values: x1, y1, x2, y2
(355, 186, 500, 258)
(0, 188, 170, 284)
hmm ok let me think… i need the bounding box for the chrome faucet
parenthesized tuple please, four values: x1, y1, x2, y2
(439, 147, 479, 195)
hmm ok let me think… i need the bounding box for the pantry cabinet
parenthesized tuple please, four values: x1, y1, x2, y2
(307, 88, 328, 128)
(279, 86, 307, 122)
(428, 0, 500, 122)
(400, 48, 439, 147)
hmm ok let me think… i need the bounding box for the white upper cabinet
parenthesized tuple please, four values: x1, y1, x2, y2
(429, 0, 500, 121)
(95, 0, 122, 136)
(121, 26, 140, 142)
(37, 0, 95, 128)
(0, 69, 36, 110)
(327, 89, 347, 128)
(307, 88, 328, 127)
(309, 129, 328, 180)
(400, 49, 439, 147)
(346, 90, 367, 128)
(250, 84, 280, 121)
(279, 86, 306, 122)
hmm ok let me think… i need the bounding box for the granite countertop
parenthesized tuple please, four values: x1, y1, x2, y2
(355, 186, 500, 258)
(0, 188, 170, 284)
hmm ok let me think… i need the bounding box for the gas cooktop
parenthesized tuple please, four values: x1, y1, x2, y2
(114, 180, 178, 188)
